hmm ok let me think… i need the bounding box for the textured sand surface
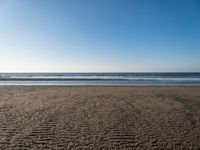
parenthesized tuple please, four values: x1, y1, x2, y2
(0, 86, 200, 149)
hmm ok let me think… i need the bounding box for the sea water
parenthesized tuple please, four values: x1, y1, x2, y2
(0, 72, 200, 86)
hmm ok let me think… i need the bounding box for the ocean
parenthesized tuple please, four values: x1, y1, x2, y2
(0, 72, 200, 86)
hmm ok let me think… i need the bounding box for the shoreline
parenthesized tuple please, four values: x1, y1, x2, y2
(0, 85, 200, 87)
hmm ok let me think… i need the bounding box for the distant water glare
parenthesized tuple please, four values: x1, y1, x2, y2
(0, 73, 200, 86)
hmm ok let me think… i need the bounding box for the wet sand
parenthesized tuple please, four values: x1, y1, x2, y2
(0, 86, 200, 149)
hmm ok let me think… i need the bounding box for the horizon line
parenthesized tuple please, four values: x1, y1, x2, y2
(0, 71, 200, 73)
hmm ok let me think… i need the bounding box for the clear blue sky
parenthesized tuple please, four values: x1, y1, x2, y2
(0, 0, 200, 72)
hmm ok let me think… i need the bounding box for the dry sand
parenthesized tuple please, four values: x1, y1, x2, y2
(0, 86, 200, 149)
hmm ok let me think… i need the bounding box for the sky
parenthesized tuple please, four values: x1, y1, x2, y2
(0, 0, 200, 72)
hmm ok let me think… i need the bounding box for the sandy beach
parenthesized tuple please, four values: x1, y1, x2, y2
(0, 86, 200, 149)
